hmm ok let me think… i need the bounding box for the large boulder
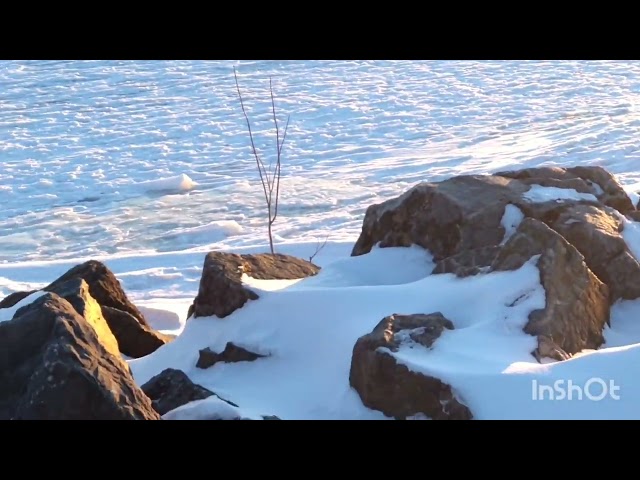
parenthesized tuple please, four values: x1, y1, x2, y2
(10, 260, 172, 359)
(43, 278, 121, 359)
(140, 368, 237, 416)
(44, 260, 148, 327)
(0, 293, 160, 420)
(492, 218, 610, 358)
(355, 166, 640, 305)
(545, 203, 640, 302)
(191, 252, 320, 319)
(349, 312, 472, 420)
(495, 165, 635, 214)
(351, 174, 529, 260)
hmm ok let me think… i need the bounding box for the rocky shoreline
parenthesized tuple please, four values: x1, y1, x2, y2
(2, 165, 639, 420)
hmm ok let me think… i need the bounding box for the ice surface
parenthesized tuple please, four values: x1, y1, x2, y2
(2, 60, 640, 263)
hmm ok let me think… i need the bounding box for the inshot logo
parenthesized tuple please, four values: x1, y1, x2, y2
(532, 378, 621, 401)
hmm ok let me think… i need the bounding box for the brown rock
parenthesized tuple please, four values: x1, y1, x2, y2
(0, 293, 160, 420)
(196, 342, 266, 369)
(191, 252, 320, 319)
(351, 175, 528, 260)
(627, 210, 640, 222)
(101, 306, 173, 359)
(496, 165, 634, 214)
(0, 291, 36, 309)
(349, 313, 472, 420)
(547, 203, 640, 302)
(432, 245, 502, 277)
(492, 218, 610, 356)
(534, 335, 571, 362)
(44, 260, 148, 327)
(141, 368, 238, 416)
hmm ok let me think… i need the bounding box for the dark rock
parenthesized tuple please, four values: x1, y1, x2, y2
(349, 313, 472, 420)
(101, 306, 172, 359)
(352, 166, 632, 262)
(351, 175, 528, 260)
(0, 293, 160, 420)
(261, 415, 281, 420)
(534, 335, 571, 362)
(44, 260, 148, 327)
(196, 342, 266, 369)
(0, 291, 36, 309)
(496, 165, 634, 214)
(492, 218, 610, 357)
(140, 368, 238, 416)
(192, 252, 320, 319)
(432, 245, 502, 277)
(40, 278, 121, 358)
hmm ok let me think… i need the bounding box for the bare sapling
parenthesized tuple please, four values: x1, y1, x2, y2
(309, 236, 328, 263)
(234, 66, 290, 255)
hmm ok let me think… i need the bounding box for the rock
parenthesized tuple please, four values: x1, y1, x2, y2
(0, 291, 36, 309)
(191, 252, 320, 319)
(261, 415, 281, 420)
(140, 368, 238, 416)
(0, 293, 160, 420)
(535, 335, 571, 362)
(627, 210, 640, 222)
(495, 165, 634, 214)
(431, 245, 502, 277)
(44, 260, 148, 327)
(492, 218, 610, 356)
(352, 166, 633, 263)
(351, 174, 528, 260)
(101, 306, 172, 359)
(196, 342, 266, 369)
(40, 260, 171, 358)
(349, 312, 472, 420)
(41, 278, 121, 359)
(546, 203, 640, 302)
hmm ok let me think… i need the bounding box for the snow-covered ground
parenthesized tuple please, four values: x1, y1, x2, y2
(3, 60, 640, 419)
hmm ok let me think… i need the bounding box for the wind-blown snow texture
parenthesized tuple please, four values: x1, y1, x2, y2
(3, 60, 640, 263)
(3, 60, 640, 420)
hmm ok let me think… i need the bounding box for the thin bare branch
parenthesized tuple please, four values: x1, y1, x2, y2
(309, 236, 329, 263)
(234, 66, 271, 207)
(269, 77, 280, 189)
(272, 114, 289, 222)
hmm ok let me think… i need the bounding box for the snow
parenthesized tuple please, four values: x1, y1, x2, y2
(127, 252, 546, 420)
(522, 185, 599, 204)
(3, 60, 640, 419)
(618, 214, 640, 262)
(134, 174, 197, 194)
(500, 204, 525, 245)
(162, 396, 259, 420)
